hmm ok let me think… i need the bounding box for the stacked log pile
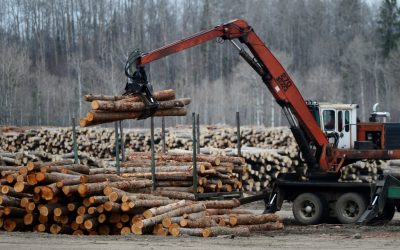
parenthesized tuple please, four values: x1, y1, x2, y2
(0, 159, 283, 236)
(1, 126, 299, 192)
(0, 151, 109, 168)
(339, 160, 387, 183)
(200, 147, 299, 192)
(125, 151, 246, 194)
(0, 126, 296, 158)
(80, 89, 190, 127)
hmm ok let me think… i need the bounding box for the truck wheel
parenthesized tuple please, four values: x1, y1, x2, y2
(293, 193, 325, 225)
(335, 193, 366, 224)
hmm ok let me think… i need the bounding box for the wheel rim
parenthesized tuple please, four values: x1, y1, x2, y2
(300, 200, 316, 218)
(341, 200, 360, 218)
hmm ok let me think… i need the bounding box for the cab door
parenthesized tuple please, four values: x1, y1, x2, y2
(337, 110, 351, 149)
(321, 109, 351, 149)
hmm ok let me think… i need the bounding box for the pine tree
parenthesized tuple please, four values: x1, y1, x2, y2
(377, 0, 400, 58)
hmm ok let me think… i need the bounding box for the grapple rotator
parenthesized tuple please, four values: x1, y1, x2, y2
(123, 49, 159, 119)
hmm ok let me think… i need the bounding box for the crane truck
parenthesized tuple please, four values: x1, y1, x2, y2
(122, 19, 400, 225)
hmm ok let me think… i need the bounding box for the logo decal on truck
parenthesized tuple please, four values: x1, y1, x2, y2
(276, 73, 292, 91)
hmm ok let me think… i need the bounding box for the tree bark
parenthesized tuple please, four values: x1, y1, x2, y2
(132, 203, 206, 234)
(143, 200, 187, 218)
(202, 226, 250, 237)
(229, 213, 280, 226)
(84, 89, 176, 102)
(242, 221, 284, 232)
(91, 98, 190, 112)
(202, 199, 240, 209)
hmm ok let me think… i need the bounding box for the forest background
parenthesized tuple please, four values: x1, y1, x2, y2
(1, 0, 400, 128)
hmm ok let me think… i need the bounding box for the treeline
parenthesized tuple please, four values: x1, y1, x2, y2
(0, 0, 399, 127)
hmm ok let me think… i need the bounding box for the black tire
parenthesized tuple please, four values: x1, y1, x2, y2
(335, 193, 366, 224)
(293, 193, 325, 225)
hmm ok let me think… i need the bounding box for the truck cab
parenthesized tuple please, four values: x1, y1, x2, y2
(306, 101, 358, 149)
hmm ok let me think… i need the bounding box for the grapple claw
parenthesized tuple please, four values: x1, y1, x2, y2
(123, 50, 159, 119)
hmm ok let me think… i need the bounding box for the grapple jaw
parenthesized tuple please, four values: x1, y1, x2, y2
(123, 50, 159, 119)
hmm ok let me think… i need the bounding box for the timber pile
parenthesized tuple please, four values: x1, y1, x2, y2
(200, 147, 299, 192)
(0, 126, 300, 192)
(0, 159, 283, 236)
(125, 151, 246, 194)
(0, 151, 108, 168)
(0, 126, 299, 192)
(384, 160, 400, 179)
(80, 89, 191, 127)
(165, 126, 297, 151)
(0, 126, 297, 158)
(339, 160, 386, 183)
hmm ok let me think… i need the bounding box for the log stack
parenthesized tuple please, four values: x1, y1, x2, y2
(0, 159, 283, 236)
(80, 89, 191, 127)
(200, 147, 299, 192)
(339, 160, 387, 183)
(0, 126, 297, 159)
(125, 151, 246, 194)
(0, 126, 300, 192)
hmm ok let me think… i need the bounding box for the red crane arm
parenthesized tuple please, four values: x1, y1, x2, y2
(137, 19, 331, 171)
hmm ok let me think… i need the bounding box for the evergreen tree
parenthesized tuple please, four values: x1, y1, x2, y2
(377, 0, 400, 57)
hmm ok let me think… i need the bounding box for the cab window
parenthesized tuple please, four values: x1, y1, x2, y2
(345, 111, 350, 132)
(323, 110, 335, 131)
(338, 111, 343, 132)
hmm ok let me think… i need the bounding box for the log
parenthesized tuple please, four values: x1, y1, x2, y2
(56, 178, 81, 188)
(14, 181, 32, 193)
(0, 195, 21, 207)
(132, 203, 206, 234)
(84, 89, 176, 102)
(91, 98, 190, 112)
(80, 174, 123, 184)
(150, 190, 195, 201)
(180, 217, 218, 228)
(142, 200, 187, 218)
(158, 153, 220, 166)
(3, 218, 24, 232)
(85, 108, 187, 124)
(40, 183, 60, 200)
(121, 171, 192, 180)
(206, 209, 253, 216)
(131, 199, 176, 209)
(41, 164, 90, 175)
(178, 227, 204, 237)
(202, 226, 250, 237)
(243, 221, 284, 232)
(88, 196, 109, 205)
(229, 213, 280, 226)
(202, 199, 241, 209)
(36, 172, 79, 184)
(4, 206, 26, 216)
(23, 213, 36, 225)
(78, 179, 152, 196)
(62, 184, 80, 196)
(1, 185, 31, 199)
(103, 201, 121, 212)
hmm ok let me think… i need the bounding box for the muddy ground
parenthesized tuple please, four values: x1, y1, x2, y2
(1, 201, 400, 250)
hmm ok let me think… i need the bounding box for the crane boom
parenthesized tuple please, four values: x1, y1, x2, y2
(134, 19, 331, 171)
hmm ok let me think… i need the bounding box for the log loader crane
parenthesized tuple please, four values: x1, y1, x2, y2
(123, 19, 400, 225)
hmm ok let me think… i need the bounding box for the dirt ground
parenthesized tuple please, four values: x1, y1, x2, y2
(1, 201, 400, 250)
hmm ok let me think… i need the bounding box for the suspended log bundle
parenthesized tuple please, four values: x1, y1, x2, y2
(80, 89, 191, 127)
(0, 158, 283, 237)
